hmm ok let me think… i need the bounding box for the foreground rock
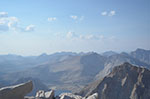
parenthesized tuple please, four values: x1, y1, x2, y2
(55, 92, 98, 99)
(25, 92, 97, 99)
(86, 93, 98, 99)
(58, 93, 83, 99)
(35, 90, 54, 99)
(0, 81, 33, 99)
(14, 77, 49, 96)
(79, 62, 150, 99)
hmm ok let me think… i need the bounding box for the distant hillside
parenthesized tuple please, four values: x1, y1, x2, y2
(2, 52, 106, 84)
(130, 48, 150, 65)
(0, 48, 150, 93)
(96, 52, 150, 79)
(102, 51, 117, 57)
(0, 52, 77, 73)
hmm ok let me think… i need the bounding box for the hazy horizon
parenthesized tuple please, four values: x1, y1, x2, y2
(0, 48, 149, 57)
(0, 0, 149, 56)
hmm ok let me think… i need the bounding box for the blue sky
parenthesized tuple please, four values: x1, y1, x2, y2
(0, 0, 149, 55)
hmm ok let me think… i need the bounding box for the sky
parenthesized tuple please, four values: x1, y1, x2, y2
(0, 0, 150, 56)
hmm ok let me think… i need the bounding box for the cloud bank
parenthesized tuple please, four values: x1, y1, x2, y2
(0, 12, 35, 32)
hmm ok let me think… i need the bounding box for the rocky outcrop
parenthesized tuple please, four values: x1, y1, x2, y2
(35, 90, 54, 99)
(58, 93, 83, 99)
(79, 62, 150, 99)
(14, 77, 49, 96)
(86, 93, 98, 99)
(55, 92, 98, 99)
(25, 92, 98, 99)
(0, 81, 33, 99)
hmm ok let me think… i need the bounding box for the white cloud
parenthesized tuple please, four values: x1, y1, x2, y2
(24, 24, 35, 32)
(0, 16, 19, 32)
(66, 31, 77, 38)
(66, 31, 104, 40)
(70, 15, 84, 22)
(48, 17, 57, 21)
(70, 15, 78, 20)
(0, 12, 35, 32)
(7, 17, 19, 30)
(109, 10, 116, 16)
(85, 35, 95, 39)
(101, 10, 116, 16)
(80, 34, 104, 40)
(79, 34, 94, 39)
(0, 12, 8, 17)
(101, 11, 107, 16)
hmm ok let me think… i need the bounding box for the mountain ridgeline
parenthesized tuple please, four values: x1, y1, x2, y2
(78, 62, 150, 99)
(0, 48, 150, 96)
(0, 62, 150, 99)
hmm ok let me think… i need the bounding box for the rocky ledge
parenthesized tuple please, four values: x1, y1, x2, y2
(0, 81, 33, 99)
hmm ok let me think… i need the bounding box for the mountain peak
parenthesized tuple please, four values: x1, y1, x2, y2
(79, 63, 150, 99)
(39, 53, 48, 57)
(134, 48, 150, 53)
(136, 48, 146, 51)
(131, 48, 150, 65)
(102, 51, 117, 57)
(113, 62, 133, 70)
(121, 62, 132, 66)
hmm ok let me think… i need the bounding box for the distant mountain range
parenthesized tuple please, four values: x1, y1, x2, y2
(0, 52, 77, 74)
(0, 48, 150, 95)
(1, 62, 149, 99)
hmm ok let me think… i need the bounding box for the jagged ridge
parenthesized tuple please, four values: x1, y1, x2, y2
(79, 62, 150, 99)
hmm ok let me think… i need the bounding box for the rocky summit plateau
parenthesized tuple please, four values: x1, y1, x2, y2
(0, 62, 150, 99)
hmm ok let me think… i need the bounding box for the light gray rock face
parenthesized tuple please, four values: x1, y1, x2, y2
(59, 93, 83, 99)
(35, 90, 54, 99)
(79, 62, 150, 99)
(56, 92, 98, 99)
(36, 90, 45, 98)
(24, 96, 35, 99)
(86, 93, 98, 99)
(45, 90, 54, 99)
(0, 81, 33, 99)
